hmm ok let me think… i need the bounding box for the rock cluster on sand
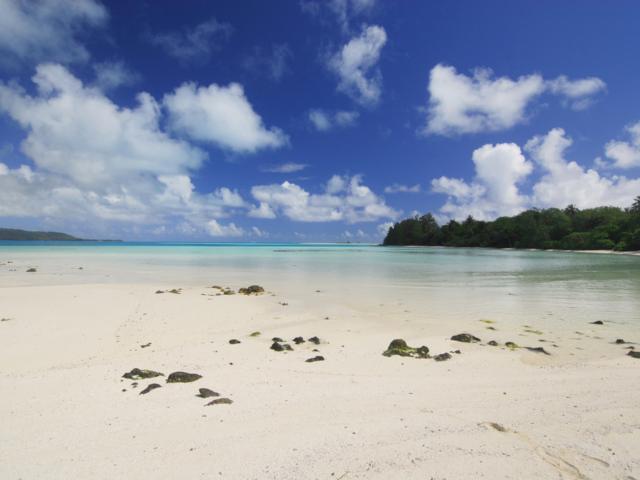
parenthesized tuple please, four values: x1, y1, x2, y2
(382, 339, 430, 358)
(270, 341, 293, 352)
(122, 368, 164, 380)
(451, 333, 481, 343)
(166, 372, 202, 383)
(238, 285, 265, 295)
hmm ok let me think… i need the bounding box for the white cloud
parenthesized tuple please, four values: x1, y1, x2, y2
(546, 75, 606, 110)
(384, 183, 421, 194)
(248, 202, 277, 219)
(243, 43, 292, 82)
(251, 226, 266, 237)
(377, 221, 393, 237)
(250, 175, 398, 223)
(146, 17, 232, 63)
(163, 82, 288, 153)
(0, 0, 108, 66)
(424, 64, 606, 135)
(527, 128, 640, 209)
(431, 129, 640, 221)
(604, 121, 640, 169)
(92, 61, 139, 91)
(328, 25, 387, 105)
(309, 109, 359, 131)
(206, 219, 244, 237)
(0, 64, 247, 236)
(431, 143, 532, 220)
(261, 163, 308, 173)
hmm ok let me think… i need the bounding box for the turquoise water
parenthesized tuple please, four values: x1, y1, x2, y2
(1, 242, 639, 326)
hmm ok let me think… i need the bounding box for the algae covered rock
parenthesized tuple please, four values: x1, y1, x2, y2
(238, 285, 264, 295)
(167, 371, 202, 383)
(628, 351, 640, 359)
(197, 388, 220, 398)
(488, 340, 499, 346)
(382, 339, 430, 358)
(451, 333, 481, 343)
(140, 383, 162, 395)
(206, 397, 233, 405)
(505, 341, 520, 350)
(122, 368, 164, 380)
(228, 339, 241, 344)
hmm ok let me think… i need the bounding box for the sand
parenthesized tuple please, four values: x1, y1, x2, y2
(0, 260, 639, 479)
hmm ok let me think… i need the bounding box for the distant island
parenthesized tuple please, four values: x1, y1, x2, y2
(383, 197, 640, 252)
(0, 228, 84, 241)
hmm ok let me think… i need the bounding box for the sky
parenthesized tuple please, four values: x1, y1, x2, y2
(0, 0, 639, 242)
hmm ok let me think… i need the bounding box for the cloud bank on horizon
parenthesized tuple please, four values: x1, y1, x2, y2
(0, 0, 638, 241)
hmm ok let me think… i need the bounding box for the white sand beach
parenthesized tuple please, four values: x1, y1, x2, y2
(0, 248, 639, 480)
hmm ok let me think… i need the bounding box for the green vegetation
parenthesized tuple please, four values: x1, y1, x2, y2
(0, 228, 81, 241)
(383, 197, 640, 251)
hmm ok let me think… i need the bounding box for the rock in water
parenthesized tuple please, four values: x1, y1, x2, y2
(382, 339, 430, 358)
(140, 383, 161, 395)
(271, 337, 284, 343)
(451, 333, 481, 343)
(628, 351, 640, 359)
(197, 388, 220, 398)
(270, 341, 293, 352)
(122, 368, 164, 380)
(308, 336, 321, 345)
(305, 356, 325, 363)
(505, 341, 519, 349)
(525, 346, 551, 355)
(434, 353, 452, 362)
(293, 336, 305, 344)
(228, 339, 241, 344)
(238, 285, 264, 295)
(206, 398, 233, 405)
(167, 371, 202, 383)
(615, 338, 626, 344)
(488, 340, 499, 346)
(26, 268, 37, 273)
(591, 320, 604, 325)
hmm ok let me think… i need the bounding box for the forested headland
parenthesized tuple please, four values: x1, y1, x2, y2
(383, 197, 640, 251)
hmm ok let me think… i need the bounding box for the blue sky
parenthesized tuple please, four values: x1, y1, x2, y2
(0, 0, 639, 241)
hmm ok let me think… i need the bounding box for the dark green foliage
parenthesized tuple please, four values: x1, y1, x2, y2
(383, 198, 640, 252)
(0, 228, 81, 241)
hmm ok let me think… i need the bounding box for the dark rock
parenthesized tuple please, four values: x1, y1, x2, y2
(223, 289, 235, 295)
(140, 383, 161, 395)
(155, 290, 164, 294)
(238, 285, 264, 295)
(488, 340, 499, 346)
(140, 342, 152, 348)
(382, 339, 429, 358)
(628, 351, 640, 359)
(26, 268, 37, 273)
(308, 336, 321, 345)
(270, 342, 292, 352)
(453, 350, 461, 354)
(197, 388, 220, 398)
(122, 368, 164, 380)
(305, 355, 325, 363)
(615, 339, 626, 344)
(293, 336, 305, 344)
(228, 339, 241, 344)
(505, 342, 519, 349)
(525, 347, 551, 355)
(272, 337, 284, 343)
(249, 331, 261, 337)
(206, 397, 233, 405)
(451, 333, 481, 343)
(168, 288, 181, 294)
(167, 371, 202, 383)
(434, 352, 452, 362)
(591, 320, 604, 325)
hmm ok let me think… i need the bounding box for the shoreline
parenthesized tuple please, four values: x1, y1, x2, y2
(391, 244, 640, 257)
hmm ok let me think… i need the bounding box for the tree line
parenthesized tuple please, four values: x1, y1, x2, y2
(383, 197, 640, 251)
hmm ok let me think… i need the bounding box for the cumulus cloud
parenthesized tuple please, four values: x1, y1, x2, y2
(242, 43, 293, 82)
(145, 17, 232, 63)
(0, 64, 248, 237)
(206, 219, 244, 237)
(424, 64, 606, 135)
(328, 25, 387, 105)
(261, 163, 308, 173)
(603, 121, 640, 169)
(377, 221, 393, 237)
(384, 183, 420, 194)
(431, 143, 532, 220)
(527, 128, 640, 209)
(92, 61, 139, 91)
(431, 129, 640, 220)
(0, 0, 108, 67)
(163, 82, 288, 153)
(250, 175, 398, 223)
(308, 109, 359, 131)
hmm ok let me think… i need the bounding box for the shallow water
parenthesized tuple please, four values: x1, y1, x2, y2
(1, 242, 639, 328)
